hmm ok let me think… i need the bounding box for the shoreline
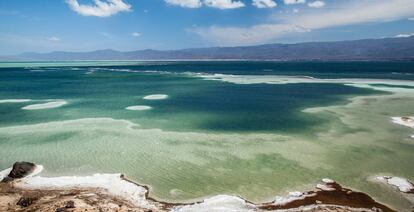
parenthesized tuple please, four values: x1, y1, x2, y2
(0, 163, 397, 211)
(1, 60, 414, 70)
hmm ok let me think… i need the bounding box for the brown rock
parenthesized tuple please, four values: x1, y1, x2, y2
(3, 162, 36, 182)
(65, 200, 75, 208)
(55, 207, 65, 212)
(16, 197, 35, 207)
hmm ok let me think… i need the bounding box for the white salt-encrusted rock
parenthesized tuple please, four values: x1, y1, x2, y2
(273, 191, 312, 206)
(376, 176, 414, 193)
(0, 165, 43, 181)
(0, 166, 156, 210)
(391, 117, 414, 129)
(391, 117, 414, 139)
(288, 191, 303, 197)
(16, 174, 156, 209)
(316, 184, 335, 191)
(0, 168, 12, 181)
(322, 178, 335, 184)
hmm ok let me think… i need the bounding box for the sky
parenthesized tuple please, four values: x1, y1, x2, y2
(0, 0, 413, 54)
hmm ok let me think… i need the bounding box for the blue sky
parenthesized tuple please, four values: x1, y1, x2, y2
(0, 0, 413, 54)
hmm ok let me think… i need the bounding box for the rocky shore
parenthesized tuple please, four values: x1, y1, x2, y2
(0, 162, 403, 211)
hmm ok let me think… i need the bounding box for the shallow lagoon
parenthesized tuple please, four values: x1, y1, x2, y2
(0, 61, 413, 210)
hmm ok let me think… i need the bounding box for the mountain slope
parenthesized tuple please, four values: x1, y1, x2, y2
(7, 36, 414, 61)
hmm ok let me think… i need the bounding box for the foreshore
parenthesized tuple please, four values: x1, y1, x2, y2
(0, 162, 402, 212)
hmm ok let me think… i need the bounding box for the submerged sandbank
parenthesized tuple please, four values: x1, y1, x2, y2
(0, 163, 394, 211)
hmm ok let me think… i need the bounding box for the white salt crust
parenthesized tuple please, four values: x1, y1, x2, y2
(376, 176, 414, 193)
(126, 105, 152, 111)
(0, 99, 31, 103)
(22, 100, 67, 110)
(143, 94, 168, 100)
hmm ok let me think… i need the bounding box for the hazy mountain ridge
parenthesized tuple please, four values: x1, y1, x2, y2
(4, 36, 414, 61)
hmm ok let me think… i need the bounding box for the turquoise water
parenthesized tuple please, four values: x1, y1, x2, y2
(1, 61, 403, 131)
(0, 61, 413, 210)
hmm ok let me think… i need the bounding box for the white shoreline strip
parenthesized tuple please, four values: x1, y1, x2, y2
(0, 99, 31, 103)
(143, 94, 168, 100)
(1, 165, 391, 211)
(22, 100, 67, 110)
(0, 165, 324, 211)
(172, 195, 257, 212)
(197, 73, 414, 85)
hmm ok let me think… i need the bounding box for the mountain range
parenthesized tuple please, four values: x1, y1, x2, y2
(2, 36, 414, 61)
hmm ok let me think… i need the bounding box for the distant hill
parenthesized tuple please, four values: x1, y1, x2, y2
(4, 36, 414, 61)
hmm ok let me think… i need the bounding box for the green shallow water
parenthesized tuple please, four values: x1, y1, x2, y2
(0, 61, 413, 210)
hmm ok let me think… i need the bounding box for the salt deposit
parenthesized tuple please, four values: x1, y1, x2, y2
(143, 94, 168, 100)
(126, 105, 152, 111)
(0, 99, 31, 103)
(22, 100, 67, 110)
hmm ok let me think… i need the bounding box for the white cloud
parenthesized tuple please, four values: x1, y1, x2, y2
(284, 0, 306, 5)
(47, 36, 60, 42)
(409, 17, 414, 20)
(165, 0, 244, 9)
(308, 1, 325, 8)
(204, 0, 245, 9)
(394, 33, 414, 38)
(132, 32, 141, 37)
(192, 24, 309, 45)
(192, 0, 414, 45)
(165, 0, 202, 8)
(252, 0, 277, 8)
(65, 0, 131, 17)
